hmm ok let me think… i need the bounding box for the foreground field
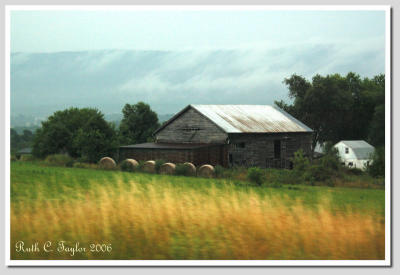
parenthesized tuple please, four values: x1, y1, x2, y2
(11, 161, 385, 260)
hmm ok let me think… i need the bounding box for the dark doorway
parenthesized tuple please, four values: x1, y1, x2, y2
(274, 140, 281, 159)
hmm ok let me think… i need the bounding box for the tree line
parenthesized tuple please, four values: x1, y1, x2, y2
(28, 102, 160, 163)
(10, 129, 34, 154)
(275, 72, 385, 151)
(12, 72, 385, 175)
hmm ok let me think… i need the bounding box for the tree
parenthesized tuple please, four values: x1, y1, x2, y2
(119, 102, 160, 145)
(276, 72, 385, 151)
(32, 107, 118, 162)
(10, 128, 34, 154)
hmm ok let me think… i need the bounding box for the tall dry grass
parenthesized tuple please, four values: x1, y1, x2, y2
(11, 179, 384, 260)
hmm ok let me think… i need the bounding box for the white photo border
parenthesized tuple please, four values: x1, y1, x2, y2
(4, 4, 392, 267)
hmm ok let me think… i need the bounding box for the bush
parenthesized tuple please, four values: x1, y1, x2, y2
(292, 149, 310, 174)
(65, 159, 75, 167)
(304, 164, 332, 183)
(155, 159, 166, 174)
(279, 170, 300, 185)
(247, 167, 265, 186)
(320, 147, 341, 171)
(214, 165, 226, 178)
(120, 160, 137, 172)
(45, 154, 74, 166)
(270, 182, 283, 188)
(11, 155, 17, 162)
(175, 164, 191, 176)
(344, 167, 364, 176)
(20, 154, 35, 161)
(367, 147, 385, 178)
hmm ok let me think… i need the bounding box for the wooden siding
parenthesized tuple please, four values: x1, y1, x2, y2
(119, 145, 228, 167)
(156, 107, 228, 144)
(228, 133, 313, 168)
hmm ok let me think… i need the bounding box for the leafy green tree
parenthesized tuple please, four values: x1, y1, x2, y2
(367, 147, 385, 177)
(10, 128, 34, 154)
(10, 129, 20, 151)
(32, 107, 117, 162)
(276, 72, 385, 150)
(119, 102, 160, 145)
(368, 104, 385, 147)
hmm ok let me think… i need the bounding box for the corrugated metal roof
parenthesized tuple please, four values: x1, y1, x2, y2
(120, 142, 222, 150)
(191, 105, 313, 133)
(339, 140, 375, 159)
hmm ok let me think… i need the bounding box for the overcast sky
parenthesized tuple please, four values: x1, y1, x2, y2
(11, 9, 385, 52)
(10, 9, 386, 118)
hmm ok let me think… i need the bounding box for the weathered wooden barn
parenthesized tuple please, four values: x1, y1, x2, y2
(119, 105, 313, 168)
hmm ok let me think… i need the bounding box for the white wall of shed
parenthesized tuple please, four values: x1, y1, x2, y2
(334, 142, 371, 171)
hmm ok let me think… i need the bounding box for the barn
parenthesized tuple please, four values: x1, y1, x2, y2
(334, 140, 375, 170)
(119, 105, 313, 168)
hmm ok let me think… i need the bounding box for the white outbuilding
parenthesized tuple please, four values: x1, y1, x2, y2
(333, 140, 375, 170)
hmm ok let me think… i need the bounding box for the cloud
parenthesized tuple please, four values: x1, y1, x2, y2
(11, 37, 385, 117)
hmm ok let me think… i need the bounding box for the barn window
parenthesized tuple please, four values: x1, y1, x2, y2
(345, 147, 349, 154)
(181, 127, 201, 131)
(274, 140, 281, 159)
(348, 162, 353, 167)
(233, 142, 245, 149)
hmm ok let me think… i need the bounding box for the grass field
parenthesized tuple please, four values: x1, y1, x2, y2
(10, 161, 385, 260)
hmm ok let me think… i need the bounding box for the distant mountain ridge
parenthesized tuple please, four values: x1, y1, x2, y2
(11, 46, 384, 120)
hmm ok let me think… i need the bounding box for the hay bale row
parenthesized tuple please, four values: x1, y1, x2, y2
(198, 164, 215, 178)
(99, 157, 215, 178)
(99, 157, 116, 169)
(183, 162, 197, 176)
(159, 162, 176, 175)
(143, 160, 156, 173)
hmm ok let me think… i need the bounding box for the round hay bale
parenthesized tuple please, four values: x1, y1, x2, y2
(159, 162, 176, 175)
(198, 164, 215, 178)
(125, 158, 139, 167)
(183, 162, 196, 176)
(99, 157, 116, 169)
(120, 158, 139, 171)
(143, 160, 156, 173)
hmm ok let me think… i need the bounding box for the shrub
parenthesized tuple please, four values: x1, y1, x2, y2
(320, 147, 341, 171)
(11, 155, 17, 162)
(20, 154, 35, 161)
(367, 147, 385, 178)
(279, 170, 300, 185)
(270, 182, 283, 188)
(292, 149, 310, 174)
(65, 159, 75, 167)
(174, 163, 197, 176)
(344, 167, 364, 176)
(175, 164, 190, 176)
(214, 165, 226, 178)
(155, 159, 166, 174)
(45, 154, 73, 166)
(120, 160, 136, 172)
(304, 164, 332, 183)
(247, 167, 265, 186)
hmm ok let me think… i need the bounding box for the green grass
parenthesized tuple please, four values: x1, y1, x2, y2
(11, 161, 385, 215)
(10, 161, 385, 260)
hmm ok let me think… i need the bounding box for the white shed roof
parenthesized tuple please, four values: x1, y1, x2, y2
(337, 140, 375, 159)
(191, 105, 313, 133)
